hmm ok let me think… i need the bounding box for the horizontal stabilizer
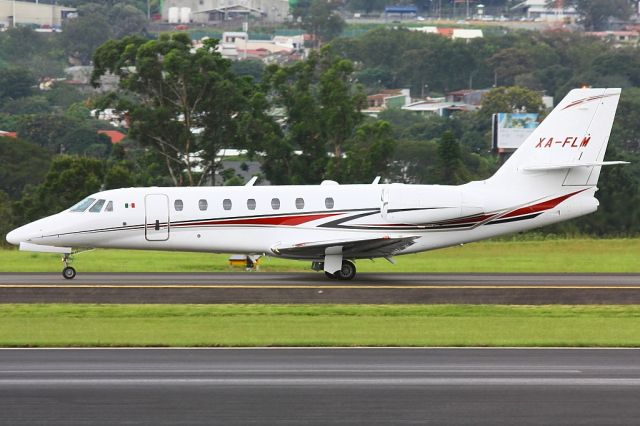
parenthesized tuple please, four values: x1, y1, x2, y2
(20, 242, 72, 254)
(522, 161, 629, 172)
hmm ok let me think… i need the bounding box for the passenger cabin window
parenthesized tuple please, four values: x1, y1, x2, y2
(271, 198, 280, 210)
(295, 198, 305, 209)
(247, 199, 256, 210)
(105, 201, 113, 212)
(70, 197, 96, 212)
(223, 199, 232, 210)
(325, 197, 334, 209)
(89, 199, 106, 213)
(174, 199, 183, 211)
(199, 199, 208, 211)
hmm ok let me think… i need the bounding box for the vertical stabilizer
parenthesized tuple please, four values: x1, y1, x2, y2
(489, 88, 621, 188)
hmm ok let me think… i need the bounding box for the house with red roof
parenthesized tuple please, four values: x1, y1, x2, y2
(98, 130, 126, 144)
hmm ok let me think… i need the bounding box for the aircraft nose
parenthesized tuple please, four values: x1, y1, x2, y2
(5, 228, 23, 246)
(5, 223, 40, 246)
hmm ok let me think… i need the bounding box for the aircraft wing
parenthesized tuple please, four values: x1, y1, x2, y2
(271, 236, 419, 259)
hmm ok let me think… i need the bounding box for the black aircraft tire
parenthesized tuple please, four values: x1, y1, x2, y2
(324, 271, 338, 279)
(62, 266, 76, 280)
(336, 260, 356, 281)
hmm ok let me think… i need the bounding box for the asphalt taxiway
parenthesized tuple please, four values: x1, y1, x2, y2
(1, 272, 640, 303)
(0, 348, 639, 425)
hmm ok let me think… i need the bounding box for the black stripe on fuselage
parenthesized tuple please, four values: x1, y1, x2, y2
(39, 207, 543, 240)
(486, 212, 543, 225)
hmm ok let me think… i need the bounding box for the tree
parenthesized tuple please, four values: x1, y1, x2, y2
(391, 138, 440, 184)
(92, 33, 262, 186)
(61, 13, 111, 64)
(104, 163, 135, 189)
(346, 0, 388, 14)
(0, 190, 15, 246)
(0, 138, 51, 199)
(437, 130, 468, 185)
(0, 96, 50, 115)
(13, 156, 104, 224)
(0, 67, 36, 103)
(331, 120, 396, 183)
(109, 3, 148, 39)
(16, 114, 108, 155)
(609, 87, 640, 154)
(479, 87, 545, 119)
(487, 48, 533, 87)
(564, 0, 633, 31)
(319, 57, 366, 159)
(263, 49, 367, 184)
(354, 66, 394, 90)
(61, 0, 154, 15)
(231, 60, 266, 82)
(45, 82, 88, 109)
(293, 0, 345, 47)
(264, 54, 326, 184)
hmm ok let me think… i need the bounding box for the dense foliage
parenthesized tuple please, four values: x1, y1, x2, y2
(1, 7, 640, 241)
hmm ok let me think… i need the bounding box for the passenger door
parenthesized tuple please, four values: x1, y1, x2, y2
(145, 194, 170, 241)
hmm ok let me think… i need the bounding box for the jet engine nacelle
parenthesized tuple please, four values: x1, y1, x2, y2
(383, 184, 483, 225)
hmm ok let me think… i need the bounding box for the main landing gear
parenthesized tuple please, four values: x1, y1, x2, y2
(62, 253, 76, 280)
(313, 260, 357, 280)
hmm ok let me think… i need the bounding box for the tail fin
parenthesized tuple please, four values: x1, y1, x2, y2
(489, 88, 623, 188)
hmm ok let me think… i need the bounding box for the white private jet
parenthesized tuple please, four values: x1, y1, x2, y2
(6, 88, 628, 280)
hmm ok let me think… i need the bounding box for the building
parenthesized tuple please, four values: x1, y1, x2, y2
(409, 26, 483, 40)
(586, 31, 640, 47)
(196, 32, 303, 63)
(446, 89, 490, 106)
(510, 0, 577, 22)
(402, 89, 490, 117)
(98, 130, 127, 144)
(0, 0, 76, 28)
(363, 89, 411, 117)
(162, 0, 290, 24)
(402, 98, 476, 117)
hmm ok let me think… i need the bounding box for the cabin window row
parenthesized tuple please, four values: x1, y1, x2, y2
(173, 197, 335, 212)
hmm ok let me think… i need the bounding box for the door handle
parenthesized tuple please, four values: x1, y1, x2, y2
(155, 220, 160, 231)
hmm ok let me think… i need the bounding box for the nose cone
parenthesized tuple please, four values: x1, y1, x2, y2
(5, 227, 24, 246)
(6, 222, 42, 246)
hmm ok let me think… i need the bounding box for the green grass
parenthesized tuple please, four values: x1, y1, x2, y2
(1, 304, 640, 347)
(1, 238, 639, 273)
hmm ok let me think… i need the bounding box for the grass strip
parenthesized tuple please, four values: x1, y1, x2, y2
(1, 238, 639, 273)
(1, 304, 640, 347)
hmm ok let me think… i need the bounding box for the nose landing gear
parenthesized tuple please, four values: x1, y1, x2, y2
(62, 253, 76, 280)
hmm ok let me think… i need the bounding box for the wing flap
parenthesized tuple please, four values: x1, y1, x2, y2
(271, 236, 418, 259)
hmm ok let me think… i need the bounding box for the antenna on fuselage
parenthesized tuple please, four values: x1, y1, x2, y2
(245, 176, 258, 186)
(372, 176, 381, 185)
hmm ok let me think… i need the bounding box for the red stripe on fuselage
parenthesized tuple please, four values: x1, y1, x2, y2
(500, 190, 585, 219)
(172, 212, 342, 228)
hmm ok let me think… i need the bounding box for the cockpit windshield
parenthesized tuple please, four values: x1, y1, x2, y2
(69, 197, 96, 212)
(89, 199, 106, 213)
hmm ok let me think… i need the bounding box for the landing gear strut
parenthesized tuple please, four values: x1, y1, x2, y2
(320, 260, 357, 281)
(62, 253, 76, 280)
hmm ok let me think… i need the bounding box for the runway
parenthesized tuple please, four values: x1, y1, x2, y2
(1, 272, 640, 303)
(0, 348, 639, 425)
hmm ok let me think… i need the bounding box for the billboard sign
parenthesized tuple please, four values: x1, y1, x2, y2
(492, 113, 540, 151)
